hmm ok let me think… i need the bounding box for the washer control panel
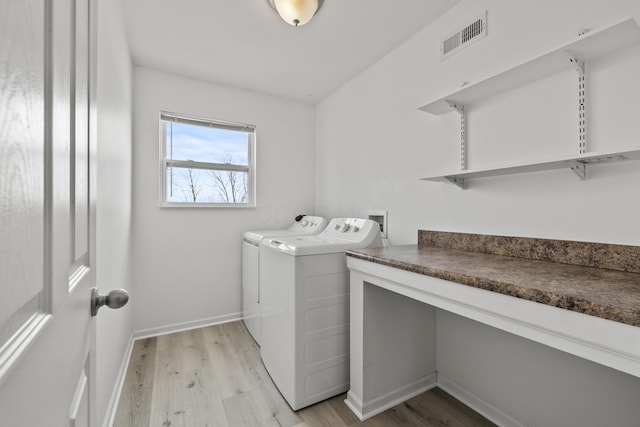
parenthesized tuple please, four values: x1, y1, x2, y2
(322, 218, 378, 242)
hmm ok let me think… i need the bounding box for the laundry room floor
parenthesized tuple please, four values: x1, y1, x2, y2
(113, 321, 496, 426)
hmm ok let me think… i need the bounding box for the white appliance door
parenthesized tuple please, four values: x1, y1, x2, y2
(0, 1, 124, 425)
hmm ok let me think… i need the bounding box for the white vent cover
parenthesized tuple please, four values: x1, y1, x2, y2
(441, 11, 487, 60)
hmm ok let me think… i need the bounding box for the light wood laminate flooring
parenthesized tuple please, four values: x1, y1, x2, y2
(114, 321, 496, 426)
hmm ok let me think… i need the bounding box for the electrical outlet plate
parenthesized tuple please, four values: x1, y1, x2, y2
(368, 210, 388, 238)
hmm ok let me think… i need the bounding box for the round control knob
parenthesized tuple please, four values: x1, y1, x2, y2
(340, 223, 350, 232)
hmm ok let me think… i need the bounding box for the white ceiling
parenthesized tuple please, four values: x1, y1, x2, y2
(122, 0, 460, 103)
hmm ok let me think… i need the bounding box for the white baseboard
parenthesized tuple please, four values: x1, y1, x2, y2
(133, 312, 242, 340)
(345, 372, 525, 426)
(344, 390, 364, 419)
(437, 373, 526, 427)
(102, 333, 135, 427)
(346, 373, 437, 421)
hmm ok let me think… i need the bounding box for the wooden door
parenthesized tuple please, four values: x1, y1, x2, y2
(0, 0, 100, 425)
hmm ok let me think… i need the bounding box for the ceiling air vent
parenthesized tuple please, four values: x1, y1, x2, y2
(441, 11, 487, 61)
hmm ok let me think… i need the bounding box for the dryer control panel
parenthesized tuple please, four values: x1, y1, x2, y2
(289, 215, 327, 233)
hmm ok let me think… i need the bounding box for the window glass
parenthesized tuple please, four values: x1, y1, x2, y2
(169, 122, 249, 166)
(165, 167, 249, 204)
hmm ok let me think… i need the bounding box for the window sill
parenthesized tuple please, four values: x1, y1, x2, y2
(159, 202, 256, 209)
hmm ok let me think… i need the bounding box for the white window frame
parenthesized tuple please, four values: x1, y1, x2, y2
(159, 111, 256, 208)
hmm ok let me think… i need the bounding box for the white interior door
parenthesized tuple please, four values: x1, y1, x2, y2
(0, 0, 105, 425)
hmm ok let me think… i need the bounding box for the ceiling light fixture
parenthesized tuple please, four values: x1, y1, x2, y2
(267, 0, 324, 27)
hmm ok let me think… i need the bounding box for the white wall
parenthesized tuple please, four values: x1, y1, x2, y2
(316, 0, 640, 245)
(132, 67, 316, 334)
(96, 0, 134, 425)
(316, 0, 640, 425)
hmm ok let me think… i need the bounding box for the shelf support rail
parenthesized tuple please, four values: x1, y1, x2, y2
(565, 50, 588, 179)
(447, 101, 467, 171)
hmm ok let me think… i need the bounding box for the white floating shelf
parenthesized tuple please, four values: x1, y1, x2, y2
(418, 18, 640, 115)
(421, 147, 640, 189)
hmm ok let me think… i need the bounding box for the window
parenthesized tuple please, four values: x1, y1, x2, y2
(160, 112, 256, 206)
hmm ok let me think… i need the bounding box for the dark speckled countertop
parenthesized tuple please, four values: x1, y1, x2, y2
(347, 231, 640, 327)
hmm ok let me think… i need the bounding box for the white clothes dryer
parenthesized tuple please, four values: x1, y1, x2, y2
(242, 215, 327, 345)
(259, 218, 382, 410)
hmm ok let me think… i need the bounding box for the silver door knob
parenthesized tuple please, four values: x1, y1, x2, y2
(91, 287, 129, 316)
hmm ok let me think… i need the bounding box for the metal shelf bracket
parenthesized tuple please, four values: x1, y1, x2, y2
(564, 50, 585, 76)
(569, 162, 587, 179)
(445, 176, 467, 189)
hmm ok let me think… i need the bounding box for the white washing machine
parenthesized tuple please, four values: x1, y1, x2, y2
(242, 215, 327, 345)
(259, 218, 382, 410)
